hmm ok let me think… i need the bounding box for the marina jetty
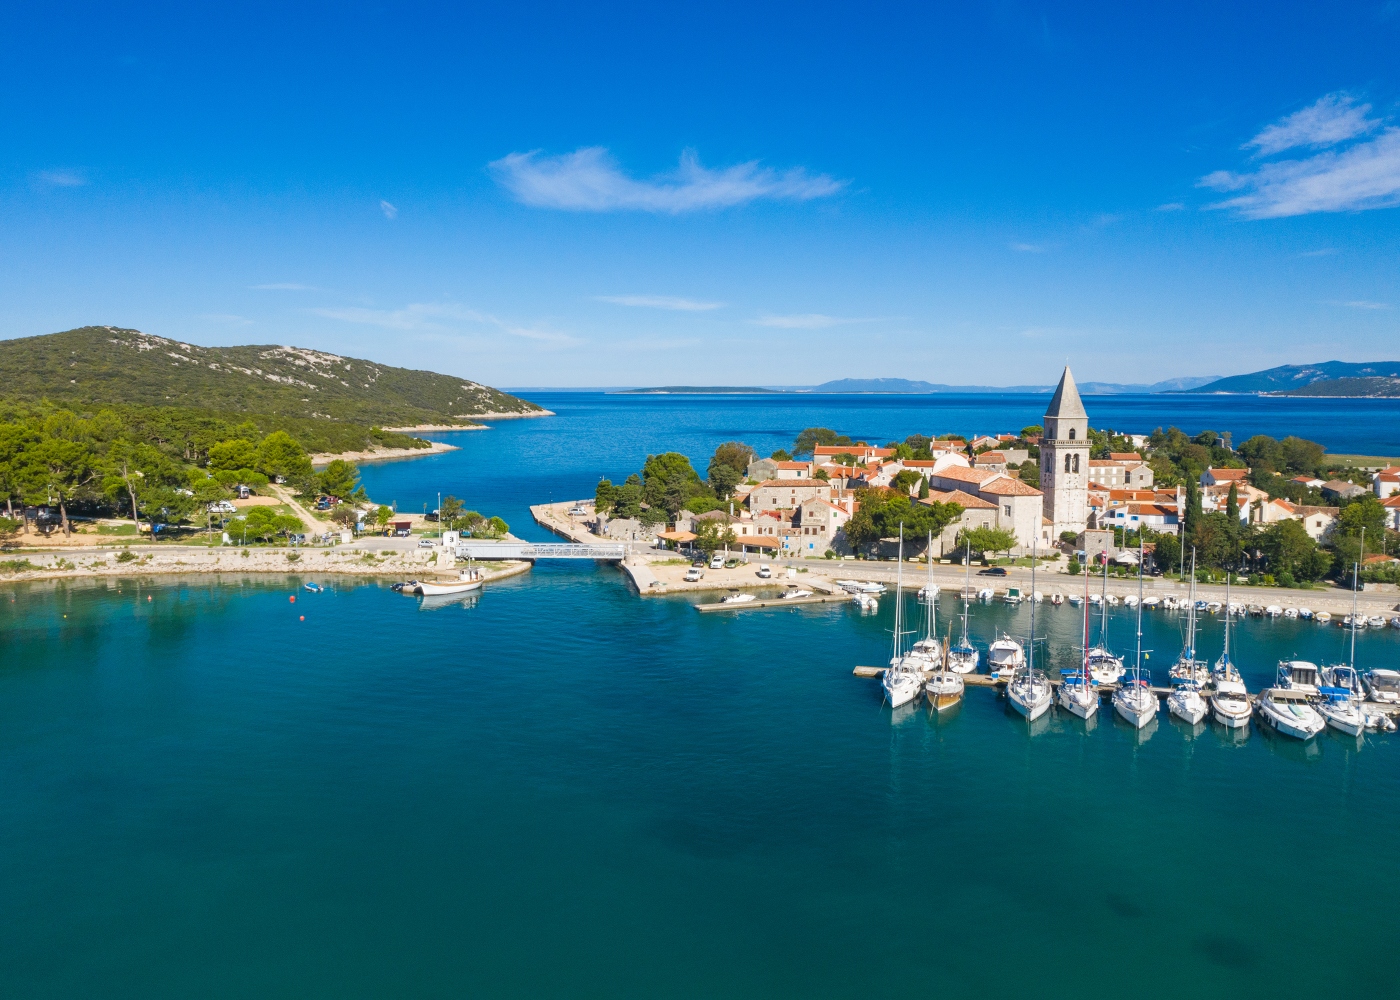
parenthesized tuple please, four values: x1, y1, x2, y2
(531, 500, 1400, 616)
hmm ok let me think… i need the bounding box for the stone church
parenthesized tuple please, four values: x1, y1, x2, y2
(1039, 366, 1090, 538)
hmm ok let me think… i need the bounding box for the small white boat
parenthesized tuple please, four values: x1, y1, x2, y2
(721, 592, 756, 605)
(1068, 594, 1083, 606)
(1210, 681, 1252, 729)
(1283, 607, 1298, 619)
(303, 581, 323, 593)
(1163, 596, 1178, 611)
(1141, 596, 1160, 609)
(857, 582, 887, 594)
(1265, 605, 1283, 618)
(917, 584, 938, 603)
(780, 588, 813, 599)
(1088, 593, 1102, 607)
(1256, 688, 1325, 740)
(987, 635, 1026, 678)
(1366, 710, 1397, 732)
(1277, 660, 1322, 696)
(1363, 669, 1400, 704)
(834, 579, 861, 591)
(1367, 615, 1386, 628)
(1315, 611, 1332, 624)
(1123, 594, 1139, 609)
(1050, 592, 1063, 606)
(1168, 682, 1208, 726)
(1032, 590, 1044, 603)
(1298, 607, 1313, 620)
(1205, 601, 1222, 614)
(1003, 588, 1024, 605)
(977, 587, 995, 601)
(1105, 594, 1119, 607)
(415, 570, 483, 596)
(1392, 617, 1400, 629)
(853, 593, 879, 611)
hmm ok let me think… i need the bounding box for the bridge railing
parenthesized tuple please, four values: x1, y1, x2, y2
(456, 541, 627, 561)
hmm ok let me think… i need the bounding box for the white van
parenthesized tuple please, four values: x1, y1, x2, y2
(756, 563, 772, 579)
(709, 554, 725, 570)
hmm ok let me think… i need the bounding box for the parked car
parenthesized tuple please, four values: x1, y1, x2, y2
(692, 559, 706, 569)
(418, 538, 435, 548)
(977, 566, 1008, 577)
(568, 506, 588, 516)
(684, 567, 703, 582)
(756, 564, 773, 579)
(709, 554, 724, 570)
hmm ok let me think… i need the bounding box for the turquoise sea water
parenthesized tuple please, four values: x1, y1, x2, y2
(4, 393, 1400, 997)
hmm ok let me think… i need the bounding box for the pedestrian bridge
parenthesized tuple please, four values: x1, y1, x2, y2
(456, 541, 627, 561)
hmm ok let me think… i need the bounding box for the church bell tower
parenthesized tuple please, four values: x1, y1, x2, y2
(1040, 366, 1089, 537)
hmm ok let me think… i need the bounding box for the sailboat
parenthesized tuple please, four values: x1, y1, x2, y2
(1320, 553, 1367, 736)
(1086, 553, 1125, 685)
(1212, 574, 1242, 686)
(1169, 549, 1209, 687)
(881, 527, 922, 709)
(921, 534, 963, 711)
(946, 546, 980, 674)
(1057, 547, 1098, 719)
(1007, 536, 1052, 721)
(908, 530, 944, 667)
(1112, 537, 1159, 729)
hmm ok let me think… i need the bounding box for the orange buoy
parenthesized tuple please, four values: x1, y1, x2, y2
(299, 615, 305, 621)
(289, 595, 296, 603)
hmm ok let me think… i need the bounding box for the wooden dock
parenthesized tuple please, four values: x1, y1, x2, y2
(695, 594, 850, 613)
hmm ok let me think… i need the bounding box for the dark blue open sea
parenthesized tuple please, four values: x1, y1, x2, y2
(3, 393, 1399, 998)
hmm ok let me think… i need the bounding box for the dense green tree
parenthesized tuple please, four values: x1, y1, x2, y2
(792, 427, 852, 457)
(642, 452, 704, 514)
(842, 489, 963, 556)
(254, 431, 313, 481)
(958, 525, 1018, 559)
(769, 449, 791, 461)
(890, 469, 922, 493)
(1258, 518, 1323, 581)
(1153, 531, 1182, 573)
(594, 478, 616, 514)
(706, 441, 755, 490)
(207, 438, 259, 471)
(316, 459, 360, 499)
(1338, 494, 1387, 539)
(1020, 425, 1043, 438)
(693, 518, 736, 557)
(708, 463, 743, 499)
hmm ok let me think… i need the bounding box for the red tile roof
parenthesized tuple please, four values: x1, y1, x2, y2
(924, 488, 997, 510)
(979, 478, 1043, 497)
(931, 466, 998, 485)
(1205, 467, 1249, 481)
(1108, 452, 1143, 461)
(774, 461, 812, 470)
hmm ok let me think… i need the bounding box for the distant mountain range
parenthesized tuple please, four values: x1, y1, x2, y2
(1188, 362, 1400, 396)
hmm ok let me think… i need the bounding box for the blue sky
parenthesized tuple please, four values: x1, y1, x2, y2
(2, 2, 1398, 387)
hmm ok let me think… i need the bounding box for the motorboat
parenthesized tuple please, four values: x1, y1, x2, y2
(1247, 604, 1264, 617)
(1363, 669, 1400, 704)
(853, 592, 879, 612)
(1003, 588, 1024, 605)
(1256, 688, 1325, 740)
(721, 591, 757, 605)
(1088, 593, 1102, 607)
(1317, 688, 1365, 737)
(857, 582, 887, 594)
(1033, 591, 1044, 603)
(1315, 611, 1332, 624)
(1007, 537, 1052, 723)
(780, 588, 813, 599)
(987, 635, 1026, 678)
(1141, 596, 1160, 609)
(1282, 607, 1298, 619)
(1265, 605, 1283, 618)
(1050, 593, 1063, 606)
(1068, 593, 1083, 606)
(1123, 594, 1139, 609)
(1276, 660, 1322, 695)
(1171, 551, 1210, 688)
(391, 579, 420, 594)
(1105, 594, 1119, 606)
(1367, 615, 1386, 629)
(1206, 601, 1223, 614)
(1112, 538, 1159, 729)
(917, 584, 938, 603)
(977, 587, 995, 601)
(1366, 711, 1398, 732)
(1168, 681, 1208, 726)
(302, 581, 323, 593)
(1210, 680, 1252, 729)
(1298, 607, 1313, 620)
(1392, 617, 1400, 629)
(1194, 599, 1209, 614)
(881, 531, 921, 708)
(415, 569, 483, 596)
(1163, 596, 1178, 611)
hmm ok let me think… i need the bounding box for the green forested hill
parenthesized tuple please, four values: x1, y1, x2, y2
(0, 326, 544, 425)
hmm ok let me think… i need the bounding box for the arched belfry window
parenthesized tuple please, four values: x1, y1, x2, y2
(1068, 427, 1076, 441)
(1064, 454, 1071, 473)
(1073, 454, 1080, 474)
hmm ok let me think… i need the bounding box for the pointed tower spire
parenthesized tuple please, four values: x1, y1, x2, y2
(1045, 366, 1087, 420)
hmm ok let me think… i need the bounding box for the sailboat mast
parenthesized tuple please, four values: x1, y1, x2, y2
(894, 524, 904, 660)
(926, 529, 935, 641)
(1134, 536, 1145, 685)
(962, 545, 971, 641)
(1082, 547, 1090, 687)
(1187, 548, 1197, 659)
(1029, 535, 1036, 676)
(1101, 550, 1109, 644)
(1351, 527, 1364, 668)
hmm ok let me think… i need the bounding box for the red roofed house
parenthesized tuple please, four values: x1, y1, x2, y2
(926, 465, 1046, 550)
(1383, 495, 1400, 531)
(773, 460, 815, 480)
(1201, 467, 1250, 487)
(1373, 466, 1400, 499)
(919, 489, 998, 557)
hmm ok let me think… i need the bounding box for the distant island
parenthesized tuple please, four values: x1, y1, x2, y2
(808, 376, 1222, 394)
(611, 386, 784, 394)
(1187, 361, 1400, 397)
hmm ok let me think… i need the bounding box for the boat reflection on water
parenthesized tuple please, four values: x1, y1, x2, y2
(1116, 710, 1158, 744)
(1259, 722, 1323, 762)
(889, 701, 920, 726)
(417, 591, 481, 612)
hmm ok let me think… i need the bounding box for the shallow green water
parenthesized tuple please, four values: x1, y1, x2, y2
(3, 570, 1398, 998)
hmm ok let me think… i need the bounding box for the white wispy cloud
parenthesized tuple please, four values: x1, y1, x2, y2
(1010, 242, 1045, 253)
(252, 282, 325, 291)
(1200, 91, 1400, 218)
(1245, 93, 1378, 155)
(750, 314, 872, 330)
(1155, 202, 1186, 211)
(35, 168, 87, 187)
(1331, 299, 1391, 310)
(488, 147, 843, 213)
(311, 302, 580, 346)
(1297, 248, 1337, 257)
(380, 200, 398, 219)
(595, 294, 722, 311)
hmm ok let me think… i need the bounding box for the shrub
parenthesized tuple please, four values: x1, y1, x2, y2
(116, 549, 137, 563)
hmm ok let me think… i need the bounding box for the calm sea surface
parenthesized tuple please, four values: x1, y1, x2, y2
(4, 393, 1400, 998)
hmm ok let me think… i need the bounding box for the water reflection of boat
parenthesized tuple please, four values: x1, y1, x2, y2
(417, 591, 480, 611)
